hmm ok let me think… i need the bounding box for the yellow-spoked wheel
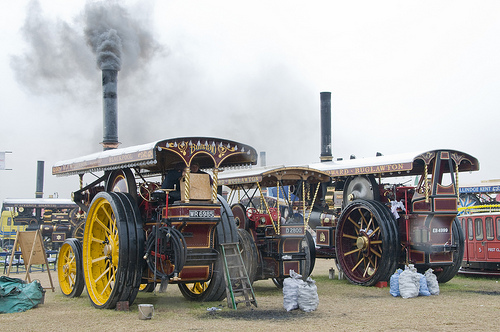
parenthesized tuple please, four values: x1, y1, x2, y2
(83, 192, 133, 309)
(180, 282, 209, 295)
(139, 283, 155, 292)
(178, 196, 237, 301)
(57, 238, 85, 297)
(72, 220, 85, 242)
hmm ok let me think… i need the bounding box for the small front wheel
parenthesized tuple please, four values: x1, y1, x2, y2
(57, 238, 85, 298)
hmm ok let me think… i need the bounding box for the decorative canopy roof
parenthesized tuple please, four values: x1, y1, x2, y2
(218, 165, 331, 188)
(309, 149, 479, 178)
(53, 137, 258, 176)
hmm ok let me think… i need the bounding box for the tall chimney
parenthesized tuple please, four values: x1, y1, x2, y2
(101, 69, 120, 150)
(320, 92, 332, 162)
(260, 151, 267, 167)
(35, 160, 44, 198)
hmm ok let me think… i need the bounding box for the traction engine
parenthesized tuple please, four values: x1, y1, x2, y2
(54, 137, 258, 308)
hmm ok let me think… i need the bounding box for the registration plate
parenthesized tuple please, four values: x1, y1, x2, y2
(189, 210, 215, 218)
(282, 225, 305, 235)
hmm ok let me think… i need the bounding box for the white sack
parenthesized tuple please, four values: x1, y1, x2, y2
(283, 270, 303, 311)
(398, 265, 420, 299)
(297, 277, 319, 312)
(425, 268, 440, 295)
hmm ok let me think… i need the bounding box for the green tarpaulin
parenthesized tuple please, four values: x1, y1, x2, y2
(0, 276, 44, 314)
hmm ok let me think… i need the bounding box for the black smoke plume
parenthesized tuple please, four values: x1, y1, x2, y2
(11, 0, 162, 96)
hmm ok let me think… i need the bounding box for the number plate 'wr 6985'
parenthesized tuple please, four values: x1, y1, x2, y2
(189, 210, 215, 218)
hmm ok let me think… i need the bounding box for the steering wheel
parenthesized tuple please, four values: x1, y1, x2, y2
(246, 207, 259, 221)
(139, 182, 160, 202)
(269, 208, 279, 221)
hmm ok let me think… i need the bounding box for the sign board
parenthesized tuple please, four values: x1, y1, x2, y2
(7, 230, 54, 291)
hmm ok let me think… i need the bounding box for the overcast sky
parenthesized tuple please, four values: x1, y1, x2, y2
(1, 0, 499, 204)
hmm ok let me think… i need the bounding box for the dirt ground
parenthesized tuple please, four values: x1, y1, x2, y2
(1, 259, 499, 332)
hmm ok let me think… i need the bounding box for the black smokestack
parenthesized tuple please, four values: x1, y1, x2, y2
(320, 92, 332, 162)
(86, 23, 123, 151)
(101, 69, 119, 150)
(35, 160, 44, 198)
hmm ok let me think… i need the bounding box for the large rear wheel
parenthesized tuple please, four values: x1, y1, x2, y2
(434, 218, 464, 283)
(305, 231, 316, 276)
(237, 229, 258, 283)
(83, 192, 134, 309)
(178, 253, 226, 301)
(105, 168, 137, 201)
(57, 238, 85, 298)
(178, 195, 237, 301)
(115, 192, 144, 304)
(139, 283, 155, 292)
(272, 232, 315, 289)
(335, 199, 398, 286)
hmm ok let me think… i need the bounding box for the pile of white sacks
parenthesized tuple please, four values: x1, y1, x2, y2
(283, 270, 319, 312)
(390, 264, 440, 298)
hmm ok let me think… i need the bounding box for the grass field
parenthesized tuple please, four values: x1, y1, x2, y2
(1, 259, 499, 331)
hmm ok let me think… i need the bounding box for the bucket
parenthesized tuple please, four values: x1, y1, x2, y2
(138, 304, 154, 320)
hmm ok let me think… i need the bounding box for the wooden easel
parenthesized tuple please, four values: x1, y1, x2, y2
(6, 230, 55, 292)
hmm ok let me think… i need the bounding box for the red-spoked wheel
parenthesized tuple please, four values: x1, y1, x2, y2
(231, 203, 249, 230)
(335, 199, 398, 286)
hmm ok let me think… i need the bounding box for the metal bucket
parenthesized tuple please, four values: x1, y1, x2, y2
(138, 304, 154, 320)
(329, 268, 335, 279)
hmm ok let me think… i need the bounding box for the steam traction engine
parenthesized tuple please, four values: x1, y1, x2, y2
(309, 149, 480, 285)
(53, 137, 257, 308)
(218, 166, 330, 286)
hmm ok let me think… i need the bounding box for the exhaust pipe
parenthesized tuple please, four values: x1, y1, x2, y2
(320, 92, 332, 162)
(35, 160, 44, 222)
(101, 69, 120, 151)
(36, 160, 44, 198)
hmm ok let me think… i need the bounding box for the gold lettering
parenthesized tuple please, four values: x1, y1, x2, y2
(190, 142, 216, 155)
(138, 150, 153, 159)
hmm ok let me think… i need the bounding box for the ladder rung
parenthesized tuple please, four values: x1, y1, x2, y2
(227, 265, 245, 270)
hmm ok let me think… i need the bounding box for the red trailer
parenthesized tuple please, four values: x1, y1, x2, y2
(458, 181, 500, 275)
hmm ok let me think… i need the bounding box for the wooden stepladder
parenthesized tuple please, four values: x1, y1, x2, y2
(220, 243, 257, 309)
